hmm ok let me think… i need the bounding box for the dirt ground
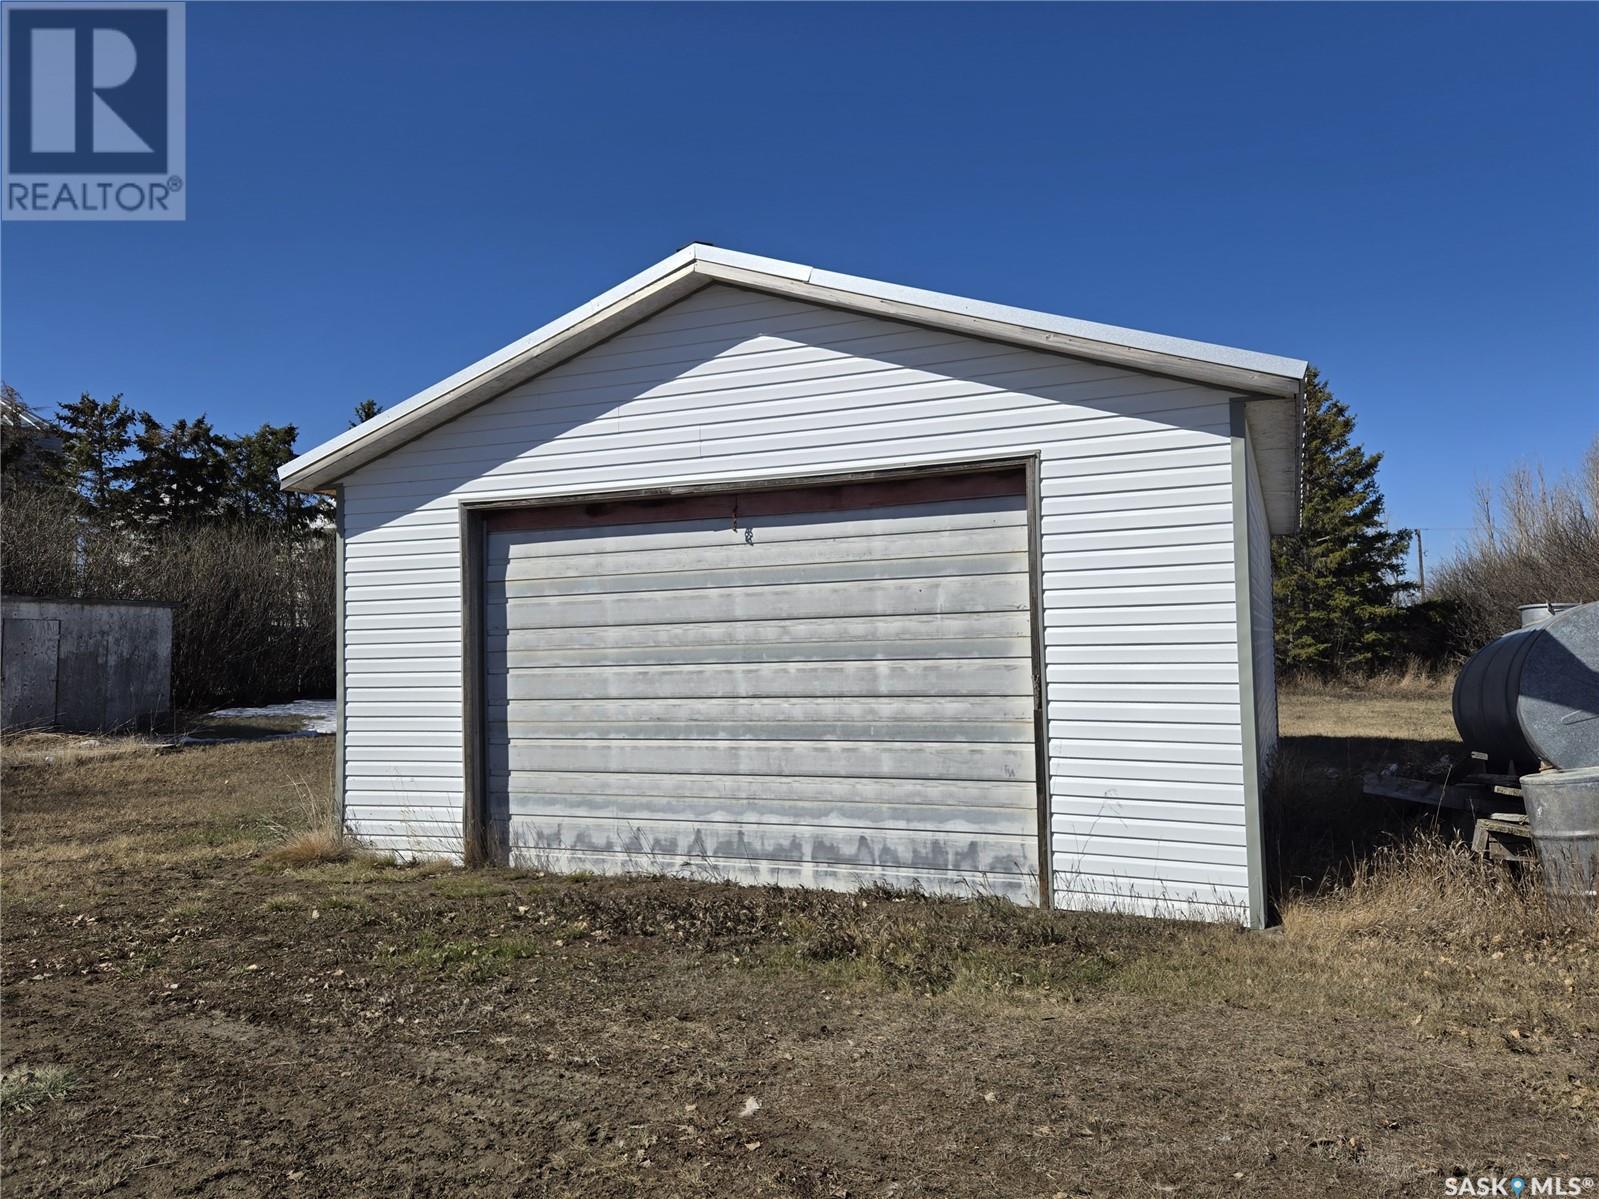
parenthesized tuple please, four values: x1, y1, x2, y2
(2, 693, 1596, 1198)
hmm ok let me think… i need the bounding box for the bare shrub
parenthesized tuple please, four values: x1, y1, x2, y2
(0, 484, 82, 598)
(0, 484, 333, 706)
(1432, 437, 1599, 652)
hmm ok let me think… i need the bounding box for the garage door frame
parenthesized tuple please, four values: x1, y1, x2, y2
(457, 453, 1051, 906)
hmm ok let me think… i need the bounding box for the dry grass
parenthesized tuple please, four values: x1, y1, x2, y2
(254, 769, 351, 866)
(0, 1065, 78, 1113)
(1247, 687, 1598, 1054)
(183, 713, 322, 740)
(1278, 690, 1457, 741)
(0, 731, 176, 770)
(0, 733, 333, 901)
(262, 828, 349, 866)
(1293, 835, 1568, 945)
(760, 891, 1152, 996)
(3, 689, 1596, 1196)
(1278, 661, 1455, 699)
(1119, 835, 1596, 1045)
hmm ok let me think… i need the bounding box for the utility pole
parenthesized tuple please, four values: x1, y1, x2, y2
(1414, 528, 1425, 597)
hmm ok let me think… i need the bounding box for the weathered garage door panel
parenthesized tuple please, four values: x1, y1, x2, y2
(494, 770, 1033, 810)
(492, 552, 1024, 598)
(487, 660, 1033, 701)
(489, 634, 1026, 668)
(484, 482, 1041, 901)
(488, 694, 1034, 724)
(489, 526, 1027, 583)
(491, 610, 1030, 653)
(488, 576, 1027, 632)
(488, 738, 1032, 782)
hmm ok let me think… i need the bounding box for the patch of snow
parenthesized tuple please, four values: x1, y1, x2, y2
(207, 699, 335, 734)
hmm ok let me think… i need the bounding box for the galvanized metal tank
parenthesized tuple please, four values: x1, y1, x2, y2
(1519, 602, 1578, 628)
(1521, 766, 1599, 917)
(1452, 601, 1599, 771)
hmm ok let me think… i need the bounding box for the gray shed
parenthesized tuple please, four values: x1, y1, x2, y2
(2, 596, 174, 731)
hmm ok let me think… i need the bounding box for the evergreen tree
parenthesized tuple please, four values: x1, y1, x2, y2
(349, 398, 383, 427)
(51, 392, 136, 512)
(224, 422, 319, 531)
(1273, 368, 1413, 673)
(122, 413, 231, 528)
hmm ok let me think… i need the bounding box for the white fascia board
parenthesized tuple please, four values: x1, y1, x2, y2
(693, 247, 1307, 397)
(810, 266, 1310, 386)
(282, 242, 1308, 492)
(278, 246, 703, 492)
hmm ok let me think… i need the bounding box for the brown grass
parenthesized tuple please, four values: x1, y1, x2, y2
(1278, 690, 1456, 741)
(262, 829, 348, 866)
(0, 733, 333, 901)
(258, 774, 348, 866)
(0, 731, 176, 770)
(183, 713, 323, 740)
(1268, 688, 1468, 898)
(1278, 661, 1455, 699)
(2, 689, 1595, 1196)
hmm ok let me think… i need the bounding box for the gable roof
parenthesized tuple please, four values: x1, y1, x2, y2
(279, 244, 1307, 528)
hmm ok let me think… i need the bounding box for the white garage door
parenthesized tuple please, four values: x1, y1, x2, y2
(481, 468, 1042, 902)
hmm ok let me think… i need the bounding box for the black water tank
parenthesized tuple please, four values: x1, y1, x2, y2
(1452, 602, 1599, 771)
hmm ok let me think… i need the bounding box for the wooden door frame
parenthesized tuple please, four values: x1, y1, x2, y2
(456, 453, 1052, 906)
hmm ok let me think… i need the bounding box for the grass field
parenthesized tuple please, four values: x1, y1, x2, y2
(2, 690, 1595, 1197)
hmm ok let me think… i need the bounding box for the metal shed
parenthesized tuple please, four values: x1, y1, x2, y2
(281, 245, 1306, 926)
(1, 595, 174, 731)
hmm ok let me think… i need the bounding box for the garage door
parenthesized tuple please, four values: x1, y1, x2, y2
(481, 468, 1042, 902)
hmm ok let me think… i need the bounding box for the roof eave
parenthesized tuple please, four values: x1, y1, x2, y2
(691, 247, 1306, 399)
(278, 249, 706, 493)
(282, 243, 1308, 493)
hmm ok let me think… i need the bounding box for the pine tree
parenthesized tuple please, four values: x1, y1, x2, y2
(349, 399, 383, 427)
(51, 392, 136, 512)
(1272, 368, 1413, 674)
(121, 413, 231, 529)
(224, 422, 319, 531)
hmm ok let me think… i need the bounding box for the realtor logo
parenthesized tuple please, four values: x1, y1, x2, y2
(3, 2, 185, 219)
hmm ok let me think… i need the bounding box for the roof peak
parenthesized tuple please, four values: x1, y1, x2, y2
(280, 244, 1306, 495)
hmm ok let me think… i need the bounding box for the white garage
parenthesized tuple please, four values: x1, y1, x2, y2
(280, 245, 1305, 926)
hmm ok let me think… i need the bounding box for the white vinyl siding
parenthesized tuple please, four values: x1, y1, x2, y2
(339, 283, 1252, 922)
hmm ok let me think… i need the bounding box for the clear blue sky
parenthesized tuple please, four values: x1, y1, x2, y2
(5, 2, 1596, 568)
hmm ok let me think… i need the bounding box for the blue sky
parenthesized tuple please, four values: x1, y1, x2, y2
(4, 2, 1596, 568)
